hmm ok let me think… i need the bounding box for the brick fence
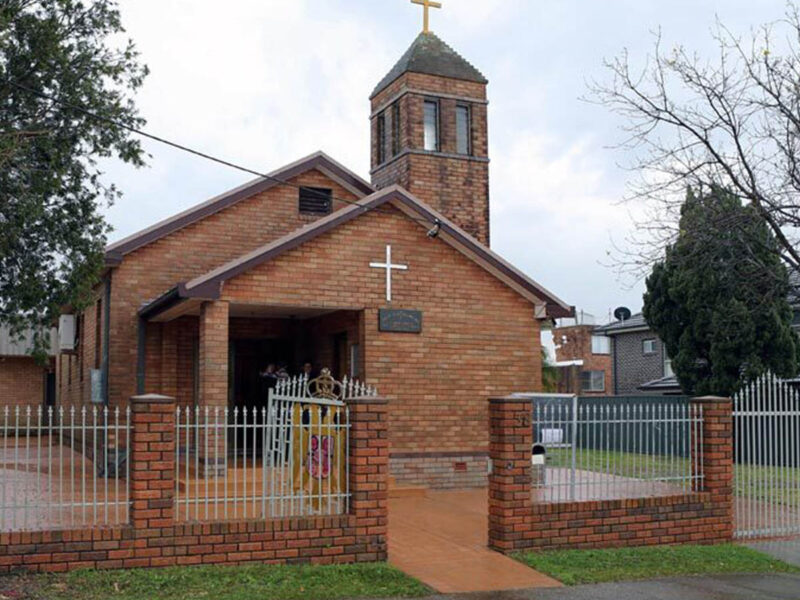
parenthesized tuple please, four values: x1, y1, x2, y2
(488, 395, 733, 553)
(0, 394, 388, 573)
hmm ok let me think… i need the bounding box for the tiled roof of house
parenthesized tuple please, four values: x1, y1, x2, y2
(371, 32, 488, 98)
(594, 312, 650, 336)
(638, 374, 683, 393)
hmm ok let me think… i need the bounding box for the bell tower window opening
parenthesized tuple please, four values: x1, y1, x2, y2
(456, 104, 471, 155)
(377, 112, 387, 165)
(424, 99, 440, 152)
(391, 102, 401, 157)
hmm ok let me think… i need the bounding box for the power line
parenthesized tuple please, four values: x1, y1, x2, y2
(8, 80, 437, 227)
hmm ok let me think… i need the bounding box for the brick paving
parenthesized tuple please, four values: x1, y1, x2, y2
(388, 488, 561, 593)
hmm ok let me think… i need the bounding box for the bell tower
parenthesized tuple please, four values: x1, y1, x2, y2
(369, 30, 490, 245)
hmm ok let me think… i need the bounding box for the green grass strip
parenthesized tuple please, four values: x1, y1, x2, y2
(29, 563, 430, 600)
(513, 544, 800, 586)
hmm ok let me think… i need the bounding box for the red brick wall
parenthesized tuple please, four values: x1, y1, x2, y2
(0, 357, 48, 412)
(0, 394, 388, 573)
(552, 325, 612, 395)
(488, 396, 733, 553)
(371, 72, 490, 244)
(57, 289, 104, 407)
(221, 206, 542, 461)
(94, 171, 361, 410)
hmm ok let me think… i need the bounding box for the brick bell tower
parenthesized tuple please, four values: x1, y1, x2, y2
(370, 31, 490, 245)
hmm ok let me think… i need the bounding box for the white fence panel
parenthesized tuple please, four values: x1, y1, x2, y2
(175, 370, 374, 522)
(527, 395, 703, 503)
(734, 373, 800, 539)
(0, 406, 130, 532)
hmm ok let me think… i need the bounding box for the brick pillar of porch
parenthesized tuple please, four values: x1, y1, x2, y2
(129, 394, 176, 549)
(488, 396, 533, 553)
(198, 300, 229, 476)
(692, 396, 734, 541)
(347, 396, 389, 562)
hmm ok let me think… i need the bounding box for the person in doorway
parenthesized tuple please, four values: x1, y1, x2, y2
(301, 360, 316, 380)
(275, 363, 290, 381)
(259, 363, 278, 391)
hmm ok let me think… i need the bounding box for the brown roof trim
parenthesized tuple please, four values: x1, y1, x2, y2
(387, 191, 574, 318)
(106, 151, 375, 259)
(177, 185, 573, 319)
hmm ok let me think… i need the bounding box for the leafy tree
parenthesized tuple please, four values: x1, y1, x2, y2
(643, 187, 799, 396)
(541, 347, 559, 393)
(0, 0, 147, 356)
(591, 3, 800, 284)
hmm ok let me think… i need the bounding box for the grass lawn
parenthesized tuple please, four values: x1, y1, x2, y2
(546, 448, 800, 505)
(0, 563, 430, 600)
(513, 544, 800, 586)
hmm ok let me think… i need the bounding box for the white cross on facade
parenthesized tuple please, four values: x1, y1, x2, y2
(369, 245, 408, 303)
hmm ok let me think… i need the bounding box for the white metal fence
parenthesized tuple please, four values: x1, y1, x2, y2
(734, 373, 800, 539)
(0, 405, 130, 532)
(175, 371, 374, 522)
(527, 395, 703, 503)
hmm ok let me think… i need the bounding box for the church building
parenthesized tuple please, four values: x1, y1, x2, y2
(56, 19, 573, 488)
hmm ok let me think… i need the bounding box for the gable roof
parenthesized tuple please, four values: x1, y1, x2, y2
(105, 151, 375, 260)
(371, 32, 488, 99)
(140, 185, 573, 321)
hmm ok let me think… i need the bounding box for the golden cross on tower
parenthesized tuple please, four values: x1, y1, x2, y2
(411, 0, 442, 34)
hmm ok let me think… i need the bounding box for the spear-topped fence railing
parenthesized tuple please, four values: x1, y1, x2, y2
(526, 394, 703, 503)
(174, 369, 376, 522)
(0, 405, 130, 532)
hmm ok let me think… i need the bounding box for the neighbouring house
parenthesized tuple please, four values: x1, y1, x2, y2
(0, 326, 56, 416)
(594, 312, 682, 395)
(54, 31, 573, 489)
(551, 311, 612, 395)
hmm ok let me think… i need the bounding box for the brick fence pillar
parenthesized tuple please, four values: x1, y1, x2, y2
(130, 394, 176, 533)
(488, 396, 533, 553)
(692, 395, 734, 541)
(347, 396, 389, 562)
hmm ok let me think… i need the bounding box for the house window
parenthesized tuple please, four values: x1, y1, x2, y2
(591, 335, 610, 355)
(391, 102, 401, 157)
(581, 370, 605, 393)
(376, 112, 387, 164)
(643, 338, 657, 355)
(456, 104, 471, 155)
(299, 187, 333, 215)
(664, 356, 674, 377)
(424, 100, 439, 151)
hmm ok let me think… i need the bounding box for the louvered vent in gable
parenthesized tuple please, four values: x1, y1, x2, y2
(299, 187, 333, 215)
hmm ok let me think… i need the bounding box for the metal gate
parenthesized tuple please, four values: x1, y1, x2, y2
(734, 372, 800, 539)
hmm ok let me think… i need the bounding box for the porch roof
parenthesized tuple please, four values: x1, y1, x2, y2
(138, 185, 575, 322)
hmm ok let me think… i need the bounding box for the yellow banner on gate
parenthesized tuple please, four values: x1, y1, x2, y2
(292, 403, 345, 512)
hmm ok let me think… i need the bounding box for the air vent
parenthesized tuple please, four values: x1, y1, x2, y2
(299, 187, 333, 215)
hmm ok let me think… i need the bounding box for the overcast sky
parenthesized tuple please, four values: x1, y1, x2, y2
(103, 0, 785, 324)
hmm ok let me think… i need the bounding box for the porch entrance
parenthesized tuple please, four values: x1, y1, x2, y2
(226, 306, 363, 457)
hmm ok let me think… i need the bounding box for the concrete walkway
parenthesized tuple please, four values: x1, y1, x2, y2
(419, 574, 800, 600)
(388, 488, 560, 594)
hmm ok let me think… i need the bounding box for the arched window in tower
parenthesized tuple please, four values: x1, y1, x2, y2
(424, 100, 440, 151)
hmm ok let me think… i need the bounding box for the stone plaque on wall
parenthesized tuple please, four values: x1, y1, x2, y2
(378, 309, 422, 333)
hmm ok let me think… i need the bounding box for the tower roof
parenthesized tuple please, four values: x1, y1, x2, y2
(371, 32, 488, 99)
